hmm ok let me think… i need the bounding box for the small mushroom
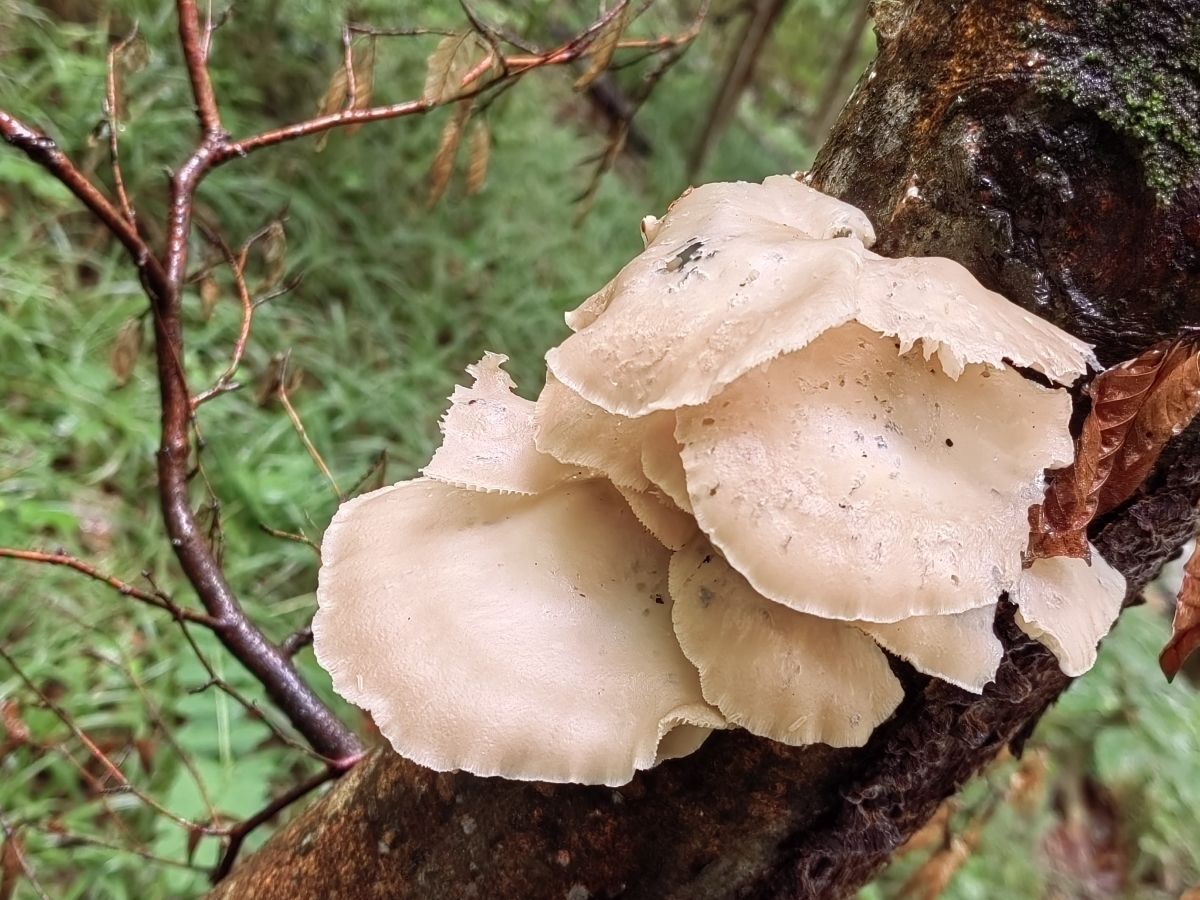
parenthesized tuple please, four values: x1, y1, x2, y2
(675, 322, 1074, 622)
(669, 535, 903, 748)
(315, 478, 724, 786)
(855, 605, 1003, 693)
(1012, 547, 1127, 676)
(423, 353, 585, 494)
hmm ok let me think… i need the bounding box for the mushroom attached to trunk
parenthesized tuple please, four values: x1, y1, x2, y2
(316, 176, 1116, 785)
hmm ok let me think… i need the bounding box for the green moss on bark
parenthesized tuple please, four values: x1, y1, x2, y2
(1025, 1, 1200, 199)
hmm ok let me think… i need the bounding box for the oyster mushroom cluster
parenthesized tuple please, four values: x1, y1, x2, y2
(314, 176, 1128, 787)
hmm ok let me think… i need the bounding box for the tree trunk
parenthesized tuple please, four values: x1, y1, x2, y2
(210, 1, 1200, 897)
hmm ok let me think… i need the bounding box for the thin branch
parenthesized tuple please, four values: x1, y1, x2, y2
(191, 222, 254, 409)
(90, 651, 220, 825)
(0, 548, 216, 626)
(259, 524, 321, 558)
(0, 112, 164, 289)
(177, 0, 224, 136)
(280, 626, 314, 658)
(0, 646, 221, 836)
(24, 824, 206, 872)
(171, 618, 329, 764)
(276, 354, 343, 500)
(0, 817, 51, 900)
(105, 25, 141, 224)
(210, 764, 343, 882)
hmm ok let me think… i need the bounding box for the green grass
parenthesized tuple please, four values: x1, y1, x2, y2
(0, 1, 1195, 898)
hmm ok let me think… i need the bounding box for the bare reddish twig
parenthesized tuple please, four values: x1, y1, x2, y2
(280, 626, 315, 658)
(177, 0, 224, 136)
(210, 763, 345, 881)
(0, 548, 216, 626)
(105, 26, 140, 225)
(0, 0, 700, 824)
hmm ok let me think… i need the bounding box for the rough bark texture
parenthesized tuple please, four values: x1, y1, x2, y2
(211, 1, 1200, 897)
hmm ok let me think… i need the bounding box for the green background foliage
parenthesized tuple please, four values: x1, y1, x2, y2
(0, 1, 1195, 897)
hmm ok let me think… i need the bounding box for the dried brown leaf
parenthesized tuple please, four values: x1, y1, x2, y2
(313, 62, 351, 152)
(0, 829, 23, 900)
(465, 118, 490, 195)
(897, 836, 972, 900)
(344, 37, 377, 137)
(1027, 337, 1193, 561)
(110, 317, 143, 387)
(1160, 541, 1200, 681)
(575, 2, 630, 91)
(423, 32, 476, 104)
(1098, 338, 1200, 514)
(200, 275, 220, 320)
(0, 701, 29, 751)
(427, 102, 471, 207)
(260, 221, 287, 293)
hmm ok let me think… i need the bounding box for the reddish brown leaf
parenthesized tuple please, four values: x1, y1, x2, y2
(1160, 541, 1200, 681)
(427, 102, 471, 207)
(109, 316, 143, 387)
(1098, 338, 1200, 514)
(465, 118, 490, 196)
(199, 274, 220, 320)
(313, 61, 351, 152)
(1027, 336, 1198, 561)
(0, 830, 23, 900)
(423, 32, 475, 104)
(575, 2, 630, 91)
(0, 701, 29, 748)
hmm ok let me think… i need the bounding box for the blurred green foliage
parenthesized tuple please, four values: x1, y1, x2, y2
(0, 1, 1195, 898)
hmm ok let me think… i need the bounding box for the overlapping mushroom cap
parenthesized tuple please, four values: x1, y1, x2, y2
(314, 177, 1127, 785)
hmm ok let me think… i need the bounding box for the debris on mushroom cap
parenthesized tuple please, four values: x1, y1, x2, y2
(314, 477, 724, 786)
(676, 322, 1075, 623)
(533, 372, 672, 491)
(1012, 547, 1127, 677)
(670, 535, 903, 748)
(423, 353, 587, 494)
(550, 225, 865, 417)
(548, 176, 1094, 419)
(856, 253, 1096, 384)
(856, 605, 1003, 693)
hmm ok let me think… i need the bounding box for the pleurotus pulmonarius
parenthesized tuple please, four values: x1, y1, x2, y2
(314, 176, 1126, 785)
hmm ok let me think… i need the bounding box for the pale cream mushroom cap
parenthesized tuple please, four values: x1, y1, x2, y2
(639, 412, 693, 514)
(856, 253, 1095, 384)
(670, 535, 903, 748)
(533, 372, 673, 491)
(615, 484, 697, 551)
(314, 477, 724, 786)
(676, 322, 1075, 623)
(564, 177, 875, 337)
(549, 177, 1093, 419)
(856, 605, 1003, 693)
(423, 353, 585, 494)
(1012, 547, 1127, 677)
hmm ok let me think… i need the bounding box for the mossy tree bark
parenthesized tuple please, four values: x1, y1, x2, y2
(210, 1, 1200, 897)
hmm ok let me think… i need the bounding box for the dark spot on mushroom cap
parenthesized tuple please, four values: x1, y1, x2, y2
(945, 438, 954, 447)
(698, 587, 715, 607)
